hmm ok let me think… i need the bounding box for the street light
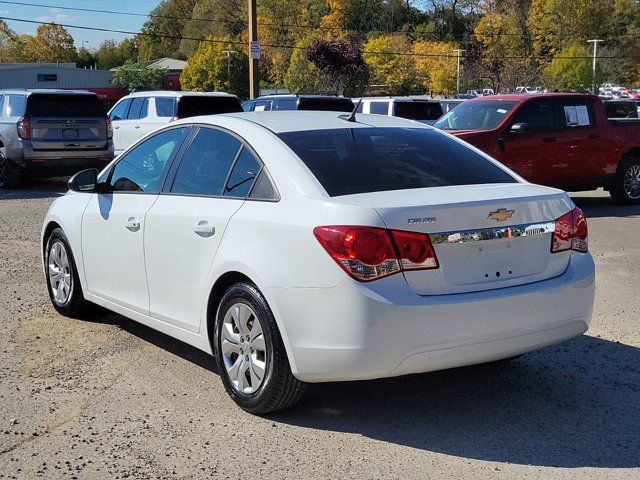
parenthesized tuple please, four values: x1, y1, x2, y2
(587, 39, 603, 95)
(222, 50, 236, 85)
(452, 49, 465, 96)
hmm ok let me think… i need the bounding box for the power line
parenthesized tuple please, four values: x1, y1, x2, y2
(2, 16, 639, 62)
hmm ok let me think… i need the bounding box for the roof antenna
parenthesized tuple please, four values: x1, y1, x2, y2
(342, 96, 363, 123)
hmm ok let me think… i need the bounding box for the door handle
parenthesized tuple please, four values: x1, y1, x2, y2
(125, 217, 140, 231)
(134, 125, 141, 129)
(542, 137, 557, 143)
(193, 221, 215, 237)
(114, 125, 120, 129)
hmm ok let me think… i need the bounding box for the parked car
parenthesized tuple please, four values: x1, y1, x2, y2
(353, 97, 444, 124)
(42, 111, 595, 414)
(0, 89, 113, 189)
(242, 94, 354, 112)
(108, 91, 242, 155)
(439, 99, 465, 113)
(629, 89, 640, 99)
(604, 100, 639, 119)
(434, 93, 640, 204)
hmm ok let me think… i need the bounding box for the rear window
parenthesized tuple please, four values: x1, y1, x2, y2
(605, 102, 638, 118)
(278, 127, 516, 196)
(394, 101, 444, 123)
(26, 94, 105, 118)
(176, 96, 242, 119)
(297, 98, 354, 112)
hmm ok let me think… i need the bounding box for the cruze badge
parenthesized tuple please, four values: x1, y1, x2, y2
(488, 208, 515, 222)
(408, 217, 437, 225)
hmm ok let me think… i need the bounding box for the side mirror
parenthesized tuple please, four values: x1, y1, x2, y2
(509, 122, 530, 134)
(68, 168, 99, 193)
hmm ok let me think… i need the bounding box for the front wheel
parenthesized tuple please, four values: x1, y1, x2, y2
(214, 282, 305, 414)
(44, 228, 92, 318)
(610, 157, 640, 205)
(0, 150, 22, 189)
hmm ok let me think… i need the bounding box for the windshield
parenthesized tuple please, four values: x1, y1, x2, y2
(26, 94, 105, 118)
(278, 127, 516, 197)
(434, 100, 517, 131)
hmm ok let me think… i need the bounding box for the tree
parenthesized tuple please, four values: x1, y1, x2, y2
(112, 61, 167, 92)
(137, 0, 199, 61)
(181, 35, 249, 97)
(96, 39, 139, 70)
(284, 35, 330, 93)
(179, 0, 245, 57)
(305, 39, 368, 95)
(0, 20, 17, 62)
(413, 41, 457, 95)
(76, 48, 97, 69)
(22, 24, 77, 63)
(544, 44, 598, 92)
(364, 34, 421, 95)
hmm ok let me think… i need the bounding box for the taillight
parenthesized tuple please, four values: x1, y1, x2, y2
(17, 117, 30, 140)
(551, 207, 588, 253)
(105, 118, 113, 139)
(314, 226, 439, 281)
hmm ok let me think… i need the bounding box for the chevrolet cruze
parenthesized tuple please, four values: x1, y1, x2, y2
(42, 111, 595, 413)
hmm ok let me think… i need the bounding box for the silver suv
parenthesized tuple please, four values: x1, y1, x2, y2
(0, 89, 114, 189)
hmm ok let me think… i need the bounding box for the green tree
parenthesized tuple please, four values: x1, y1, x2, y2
(0, 20, 17, 62)
(413, 41, 457, 95)
(364, 34, 420, 95)
(96, 39, 139, 70)
(22, 24, 77, 63)
(112, 61, 167, 92)
(544, 44, 599, 91)
(284, 35, 331, 94)
(181, 36, 249, 97)
(76, 47, 97, 69)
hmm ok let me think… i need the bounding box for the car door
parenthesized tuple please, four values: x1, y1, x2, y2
(108, 98, 132, 155)
(144, 127, 263, 332)
(141, 97, 174, 134)
(81, 127, 191, 314)
(119, 97, 149, 152)
(499, 98, 566, 185)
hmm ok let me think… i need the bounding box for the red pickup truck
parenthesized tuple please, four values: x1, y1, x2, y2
(433, 93, 640, 204)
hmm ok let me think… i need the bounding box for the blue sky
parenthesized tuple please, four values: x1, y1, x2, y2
(0, 0, 163, 48)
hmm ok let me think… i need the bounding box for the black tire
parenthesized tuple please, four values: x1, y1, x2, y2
(0, 149, 22, 189)
(214, 282, 305, 414)
(44, 228, 92, 318)
(610, 157, 640, 205)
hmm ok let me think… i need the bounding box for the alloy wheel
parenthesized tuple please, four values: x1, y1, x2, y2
(221, 303, 267, 394)
(48, 241, 73, 306)
(623, 164, 640, 200)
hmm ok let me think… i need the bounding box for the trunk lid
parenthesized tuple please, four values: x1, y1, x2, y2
(336, 183, 573, 295)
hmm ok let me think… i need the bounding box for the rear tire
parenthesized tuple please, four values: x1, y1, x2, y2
(214, 282, 305, 414)
(44, 228, 92, 318)
(610, 157, 640, 205)
(0, 150, 22, 189)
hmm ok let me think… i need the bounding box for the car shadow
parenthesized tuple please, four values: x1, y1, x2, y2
(272, 335, 639, 468)
(0, 177, 69, 200)
(81, 308, 640, 468)
(571, 193, 640, 218)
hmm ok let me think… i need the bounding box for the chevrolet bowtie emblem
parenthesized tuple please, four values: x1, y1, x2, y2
(488, 208, 515, 222)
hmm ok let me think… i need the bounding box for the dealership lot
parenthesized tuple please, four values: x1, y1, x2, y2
(0, 179, 638, 479)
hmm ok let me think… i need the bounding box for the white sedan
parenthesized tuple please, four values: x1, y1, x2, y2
(41, 111, 595, 413)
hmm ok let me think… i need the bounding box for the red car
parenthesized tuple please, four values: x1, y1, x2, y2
(434, 93, 640, 204)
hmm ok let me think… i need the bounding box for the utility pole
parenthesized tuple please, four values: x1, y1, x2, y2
(248, 0, 259, 99)
(587, 39, 603, 95)
(452, 49, 465, 96)
(222, 50, 235, 84)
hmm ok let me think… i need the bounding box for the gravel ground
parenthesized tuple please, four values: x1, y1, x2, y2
(0, 178, 639, 479)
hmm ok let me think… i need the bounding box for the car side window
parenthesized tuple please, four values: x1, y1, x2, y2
(253, 100, 272, 112)
(273, 98, 297, 110)
(109, 99, 131, 121)
(108, 127, 189, 193)
(127, 97, 148, 120)
(6, 95, 26, 117)
(512, 100, 557, 132)
(170, 128, 242, 196)
(560, 101, 594, 128)
(224, 147, 261, 197)
(369, 102, 389, 115)
(155, 98, 176, 117)
(249, 170, 277, 200)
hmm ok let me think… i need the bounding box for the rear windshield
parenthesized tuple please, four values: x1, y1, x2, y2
(26, 94, 105, 118)
(394, 101, 444, 122)
(278, 127, 516, 196)
(176, 96, 243, 118)
(434, 100, 517, 131)
(605, 102, 638, 118)
(297, 98, 354, 112)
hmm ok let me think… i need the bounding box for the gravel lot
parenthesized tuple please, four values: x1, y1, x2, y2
(0, 178, 639, 479)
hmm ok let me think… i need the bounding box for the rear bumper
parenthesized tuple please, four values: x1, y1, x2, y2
(6, 142, 113, 177)
(265, 253, 595, 383)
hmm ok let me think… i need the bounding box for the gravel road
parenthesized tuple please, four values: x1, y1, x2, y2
(1, 178, 639, 479)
